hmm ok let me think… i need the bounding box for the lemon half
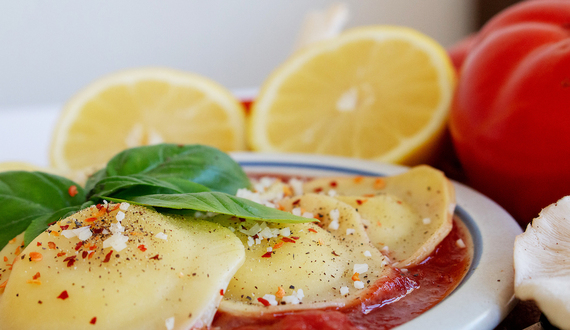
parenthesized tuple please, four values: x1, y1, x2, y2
(248, 26, 455, 165)
(50, 68, 246, 171)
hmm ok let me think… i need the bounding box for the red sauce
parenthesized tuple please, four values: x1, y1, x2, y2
(213, 175, 473, 329)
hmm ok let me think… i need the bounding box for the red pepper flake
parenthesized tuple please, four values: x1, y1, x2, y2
(275, 286, 285, 299)
(3, 256, 8, 262)
(88, 252, 95, 260)
(68, 185, 78, 197)
(356, 199, 368, 205)
(57, 290, 69, 300)
(84, 217, 97, 223)
(273, 242, 284, 250)
(90, 317, 97, 325)
(14, 246, 21, 255)
(291, 236, 300, 240)
(36, 242, 42, 246)
(92, 206, 106, 218)
(318, 238, 324, 246)
(64, 256, 77, 267)
(149, 254, 161, 260)
(89, 245, 97, 250)
(308, 228, 318, 233)
(9, 237, 16, 244)
(363, 193, 375, 198)
(377, 221, 382, 227)
(374, 178, 386, 189)
(29, 252, 43, 261)
(33, 272, 41, 280)
(137, 244, 147, 252)
(354, 176, 364, 183)
(257, 297, 271, 307)
(281, 237, 296, 243)
(239, 217, 246, 222)
(59, 225, 69, 231)
(0, 280, 7, 291)
(261, 252, 272, 258)
(75, 241, 83, 251)
(352, 272, 360, 281)
(96, 203, 104, 210)
(82, 251, 89, 259)
(220, 289, 224, 296)
(292, 199, 301, 206)
(57, 252, 66, 257)
(332, 251, 340, 256)
(92, 227, 104, 234)
(103, 250, 113, 263)
(330, 181, 338, 187)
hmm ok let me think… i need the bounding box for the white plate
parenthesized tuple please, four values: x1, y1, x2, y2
(232, 152, 522, 330)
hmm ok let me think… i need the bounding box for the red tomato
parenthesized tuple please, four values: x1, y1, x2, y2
(449, 0, 570, 226)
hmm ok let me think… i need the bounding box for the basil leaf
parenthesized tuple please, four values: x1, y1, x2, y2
(88, 175, 210, 201)
(104, 192, 315, 224)
(24, 206, 82, 246)
(0, 171, 85, 250)
(84, 168, 107, 195)
(93, 144, 250, 195)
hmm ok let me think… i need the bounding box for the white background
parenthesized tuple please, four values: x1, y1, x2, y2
(0, 1, 476, 166)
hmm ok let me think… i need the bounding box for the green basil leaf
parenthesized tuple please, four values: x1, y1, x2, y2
(0, 171, 85, 250)
(88, 175, 210, 201)
(24, 206, 82, 246)
(103, 192, 315, 224)
(84, 168, 107, 195)
(93, 144, 250, 195)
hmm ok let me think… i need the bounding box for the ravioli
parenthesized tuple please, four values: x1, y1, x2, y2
(0, 204, 245, 330)
(215, 194, 400, 315)
(303, 165, 455, 267)
(0, 232, 25, 289)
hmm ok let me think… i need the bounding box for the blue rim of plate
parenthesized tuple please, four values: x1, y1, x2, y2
(234, 153, 521, 330)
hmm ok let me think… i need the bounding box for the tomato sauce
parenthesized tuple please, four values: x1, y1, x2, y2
(212, 217, 472, 330)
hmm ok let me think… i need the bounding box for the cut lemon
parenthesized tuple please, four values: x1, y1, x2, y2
(50, 68, 246, 171)
(248, 26, 455, 165)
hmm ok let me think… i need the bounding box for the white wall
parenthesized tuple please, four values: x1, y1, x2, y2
(0, 1, 476, 108)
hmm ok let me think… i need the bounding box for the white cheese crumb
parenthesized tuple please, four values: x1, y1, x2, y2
(302, 212, 314, 219)
(401, 268, 409, 274)
(346, 228, 355, 235)
(456, 238, 466, 248)
(288, 178, 304, 196)
(282, 295, 300, 304)
(328, 219, 339, 230)
(292, 207, 302, 216)
(116, 211, 125, 222)
(279, 227, 291, 237)
(247, 236, 254, 247)
(329, 208, 340, 222)
(228, 226, 235, 232)
(119, 202, 130, 211)
(354, 263, 369, 274)
(262, 294, 278, 306)
(340, 286, 349, 295)
(423, 217, 431, 225)
(109, 222, 125, 235)
(255, 238, 261, 245)
(267, 247, 273, 253)
(296, 289, 304, 300)
(103, 233, 129, 252)
(155, 232, 168, 240)
(165, 316, 175, 330)
(354, 281, 365, 289)
(363, 250, 372, 257)
(327, 189, 337, 197)
(381, 245, 390, 253)
(62, 226, 92, 241)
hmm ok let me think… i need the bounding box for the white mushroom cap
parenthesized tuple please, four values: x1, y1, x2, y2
(514, 196, 570, 330)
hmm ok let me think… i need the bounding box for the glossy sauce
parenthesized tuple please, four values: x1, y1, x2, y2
(213, 174, 473, 329)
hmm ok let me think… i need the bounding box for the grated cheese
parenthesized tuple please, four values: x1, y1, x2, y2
(155, 232, 168, 240)
(354, 281, 364, 289)
(340, 286, 349, 295)
(165, 316, 175, 330)
(354, 263, 369, 274)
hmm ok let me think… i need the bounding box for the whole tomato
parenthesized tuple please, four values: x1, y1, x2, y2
(449, 0, 570, 226)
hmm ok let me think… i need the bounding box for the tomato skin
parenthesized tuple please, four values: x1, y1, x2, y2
(449, 0, 570, 226)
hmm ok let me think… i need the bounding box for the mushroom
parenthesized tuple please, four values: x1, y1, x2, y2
(514, 196, 570, 330)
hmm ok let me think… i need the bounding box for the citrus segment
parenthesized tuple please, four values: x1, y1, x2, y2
(248, 26, 455, 165)
(50, 68, 246, 171)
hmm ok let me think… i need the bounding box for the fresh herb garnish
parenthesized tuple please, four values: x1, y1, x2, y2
(104, 192, 309, 223)
(0, 144, 313, 250)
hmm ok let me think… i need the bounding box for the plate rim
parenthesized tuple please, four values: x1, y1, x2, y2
(231, 151, 522, 330)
